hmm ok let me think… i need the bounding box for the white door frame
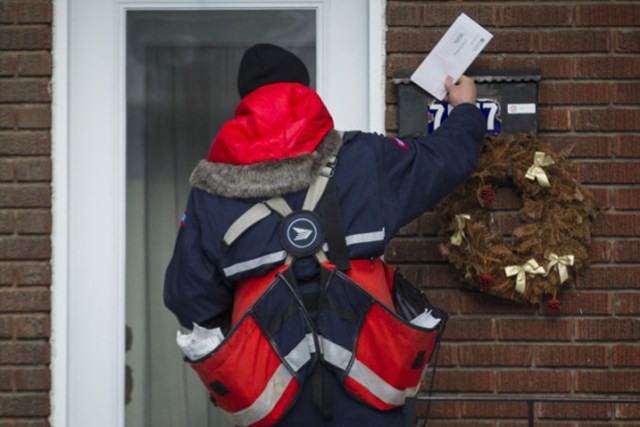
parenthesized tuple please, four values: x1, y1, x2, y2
(51, 1, 385, 426)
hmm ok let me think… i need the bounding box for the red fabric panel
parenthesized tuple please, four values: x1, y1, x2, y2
(250, 379, 300, 427)
(191, 315, 282, 413)
(355, 303, 438, 390)
(232, 265, 289, 326)
(208, 83, 334, 165)
(344, 259, 395, 310)
(344, 376, 396, 411)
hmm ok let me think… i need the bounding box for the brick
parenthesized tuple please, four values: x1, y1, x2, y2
(0, 184, 51, 207)
(538, 30, 609, 53)
(497, 370, 570, 393)
(425, 422, 494, 427)
(424, 290, 457, 313)
(593, 213, 640, 237)
(13, 314, 50, 338)
(578, 266, 640, 289)
(498, 319, 571, 341)
(431, 369, 494, 393)
(14, 368, 50, 391)
(576, 318, 640, 341)
(538, 109, 571, 131)
(15, 210, 50, 234)
(15, 1, 52, 24)
(617, 135, 640, 158)
(0, 131, 50, 155)
(543, 291, 611, 315)
(0, 2, 16, 23)
(14, 262, 50, 285)
(539, 134, 613, 158)
(437, 343, 458, 367)
(0, 79, 50, 102)
(0, 289, 50, 312)
(0, 342, 50, 364)
(614, 345, 640, 367)
(459, 292, 536, 315)
(416, 400, 460, 419)
(0, 160, 13, 181)
(576, 371, 640, 394)
(0, 394, 49, 417)
(386, 53, 422, 78)
(490, 187, 521, 211)
(0, 27, 51, 50)
(537, 345, 609, 367)
(397, 218, 418, 236)
(589, 240, 611, 263)
(418, 212, 439, 235)
(387, 28, 443, 53)
(576, 4, 640, 26)
(499, 4, 572, 27)
(420, 4, 495, 27)
(616, 403, 640, 419)
(0, 263, 14, 285)
(472, 55, 573, 79)
(588, 187, 611, 210)
(615, 188, 640, 209)
(0, 370, 12, 390)
(385, 238, 442, 263)
(385, 104, 397, 131)
(613, 292, 640, 315)
(0, 421, 50, 427)
(538, 402, 611, 420)
(13, 158, 51, 181)
(617, 30, 640, 53)
(0, 107, 15, 128)
(459, 344, 531, 367)
(485, 31, 534, 53)
(0, 210, 14, 234)
(614, 83, 640, 105)
(538, 82, 609, 106)
(15, 106, 51, 129)
(579, 162, 640, 184)
(462, 401, 528, 418)
(576, 57, 640, 79)
(0, 53, 18, 76)
(0, 316, 12, 338)
(386, 3, 421, 26)
(0, 236, 49, 259)
(576, 109, 640, 132)
(415, 264, 459, 289)
(18, 52, 52, 76)
(614, 241, 640, 263)
(443, 317, 495, 341)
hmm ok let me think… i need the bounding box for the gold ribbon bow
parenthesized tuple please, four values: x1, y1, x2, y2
(525, 151, 555, 187)
(450, 214, 471, 246)
(545, 253, 575, 284)
(505, 258, 546, 294)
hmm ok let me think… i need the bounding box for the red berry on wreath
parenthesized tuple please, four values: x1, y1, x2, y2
(546, 298, 562, 313)
(478, 273, 495, 289)
(480, 187, 496, 207)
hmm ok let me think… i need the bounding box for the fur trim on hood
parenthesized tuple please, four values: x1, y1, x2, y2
(190, 130, 343, 199)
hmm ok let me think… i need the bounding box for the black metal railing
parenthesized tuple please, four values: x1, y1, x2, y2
(405, 395, 640, 427)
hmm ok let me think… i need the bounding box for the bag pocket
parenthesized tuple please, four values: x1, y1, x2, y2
(338, 270, 447, 410)
(191, 276, 309, 427)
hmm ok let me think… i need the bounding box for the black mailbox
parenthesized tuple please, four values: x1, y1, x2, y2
(394, 72, 541, 137)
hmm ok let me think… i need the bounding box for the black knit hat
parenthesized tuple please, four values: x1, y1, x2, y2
(237, 44, 310, 98)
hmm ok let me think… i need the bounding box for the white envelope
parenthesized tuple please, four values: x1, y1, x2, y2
(410, 13, 493, 100)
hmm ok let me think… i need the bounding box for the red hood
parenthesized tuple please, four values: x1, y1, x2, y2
(208, 83, 334, 165)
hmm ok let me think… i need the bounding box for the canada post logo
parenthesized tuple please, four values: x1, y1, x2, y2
(286, 218, 318, 249)
(280, 211, 325, 257)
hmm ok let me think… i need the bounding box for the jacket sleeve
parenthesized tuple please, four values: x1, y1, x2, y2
(164, 190, 234, 329)
(377, 102, 486, 231)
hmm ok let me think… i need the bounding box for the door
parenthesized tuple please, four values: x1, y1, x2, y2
(59, 1, 383, 426)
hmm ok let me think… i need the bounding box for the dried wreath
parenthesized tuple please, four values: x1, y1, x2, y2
(436, 134, 597, 310)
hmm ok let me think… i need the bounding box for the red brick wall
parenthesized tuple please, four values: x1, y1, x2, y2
(386, 1, 640, 425)
(0, 0, 52, 425)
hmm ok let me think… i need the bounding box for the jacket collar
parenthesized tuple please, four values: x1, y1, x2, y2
(190, 129, 342, 199)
